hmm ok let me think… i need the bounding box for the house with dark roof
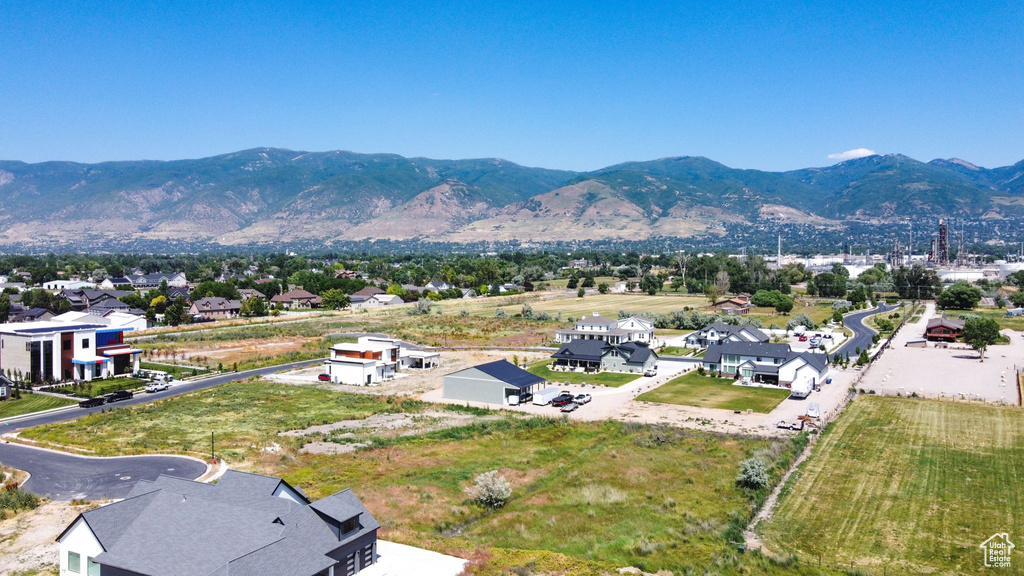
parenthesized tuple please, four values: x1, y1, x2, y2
(685, 321, 769, 348)
(189, 297, 243, 320)
(701, 341, 829, 387)
(555, 312, 655, 345)
(57, 470, 379, 576)
(59, 289, 135, 312)
(443, 360, 546, 405)
(550, 339, 658, 375)
(0, 373, 12, 401)
(925, 316, 965, 342)
(238, 288, 267, 301)
(9, 307, 54, 323)
(271, 289, 323, 309)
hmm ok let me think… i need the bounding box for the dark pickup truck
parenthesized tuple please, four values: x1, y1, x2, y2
(79, 397, 105, 408)
(103, 390, 134, 403)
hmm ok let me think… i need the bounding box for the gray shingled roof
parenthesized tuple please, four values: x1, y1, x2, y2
(552, 340, 657, 364)
(64, 470, 377, 576)
(703, 341, 792, 363)
(576, 313, 617, 326)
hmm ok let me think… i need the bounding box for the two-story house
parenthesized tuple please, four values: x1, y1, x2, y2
(550, 339, 658, 374)
(555, 312, 655, 345)
(57, 470, 379, 576)
(0, 321, 141, 382)
(685, 321, 769, 348)
(924, 316, 965, 342)
(324, 340, 400, 385)
(701, 341, 828, 387)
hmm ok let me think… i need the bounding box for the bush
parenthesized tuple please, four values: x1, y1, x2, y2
(407, 300, 434, 315)
(736, 458, 770, 489)
(495, 308, 508, 319)
(465, 470, 512, 508)
(0, 485, 40, 516)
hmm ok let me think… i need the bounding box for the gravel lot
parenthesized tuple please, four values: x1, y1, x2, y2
(858, 303, 1023, 403)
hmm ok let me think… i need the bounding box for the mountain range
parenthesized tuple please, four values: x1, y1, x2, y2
(0, 148, 1021, 247)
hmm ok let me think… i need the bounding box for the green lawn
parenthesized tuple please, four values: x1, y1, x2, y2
(761, 396, 1024, 574)
(939, 307, 1024, 331)
(636, 372, 792, 413)
(0, 394, 77, 419)
(658, 346, 695, 356)
(139, 361, 210, 379)
(527, 361, 641, 387)
(51, 378, 147, 398)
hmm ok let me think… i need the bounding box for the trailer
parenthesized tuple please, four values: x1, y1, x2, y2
(789, 376, 814, 399)
(533, 387, 560, 406)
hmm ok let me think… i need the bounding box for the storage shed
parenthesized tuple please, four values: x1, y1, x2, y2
(443, 360, 546, 405)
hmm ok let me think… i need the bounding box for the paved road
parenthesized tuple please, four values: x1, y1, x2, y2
(0, 358, 327, 433)
(831, 304, 895, 361)
(0, 442, 208, 500)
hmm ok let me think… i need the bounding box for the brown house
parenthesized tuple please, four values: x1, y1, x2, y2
(712, 297, 753, 315)
(270, 289, 323, 309)
(189, 297, 242, 320)
(925, 316, 965, 342)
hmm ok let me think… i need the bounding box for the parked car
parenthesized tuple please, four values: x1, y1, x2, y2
(104, 390, 134, 403)
(318, 373, 331, 382)
(643, 369, 657, 377)
(560, 402, 579, 413)
(518, 392, 533, 404)
(806, 402, 821, 419)
(551, 393, 575, 407)
(574, 393, 592, 405)
(79, 397, 105, 408)
(145, 382, 169, 393)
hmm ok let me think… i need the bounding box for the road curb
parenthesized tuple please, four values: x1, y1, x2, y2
(0, 404, 81, 425)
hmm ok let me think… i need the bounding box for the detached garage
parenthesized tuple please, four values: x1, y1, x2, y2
(443, 360, 546, 405)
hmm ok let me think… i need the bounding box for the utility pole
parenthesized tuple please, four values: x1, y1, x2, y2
(211, 430, 216, 462)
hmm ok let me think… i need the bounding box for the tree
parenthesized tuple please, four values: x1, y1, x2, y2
(670, 276, 685, 292)
(715, 271, 730, 296)
(774, 297, 794, 315)
(962, 317, 1001, 362)
(164, 298, 187, 326)
(598, 282, 609, 294)
(891, 265, 942, 300)
(640, 274, 661, 296)
(0, 295, 9, 321)
(936, 282, 982, 310)
(240, 296, 268, 317)
(576, 287, 585, 298)
(704, 285, 720, 305)
(566, 275, 578, 289)
(465, 470, 512, 508)
(1011, 290, 1024, 308)
(812, 272, 847, 298)
(321, 289, 352, 311)
(582, 275, 595, 288)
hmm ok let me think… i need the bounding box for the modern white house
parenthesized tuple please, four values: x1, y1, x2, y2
(555, 312, 655, 345)
(324, 341, 400, 386)
(357, 336, 440, 370)
(57, 470, 380, 576)
(701, 341, 828, 388)
(685, 321, 769, 348)
(0, 320, 141, 383)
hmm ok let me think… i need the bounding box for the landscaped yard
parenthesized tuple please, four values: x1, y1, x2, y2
(760, 396, 1024, 574)
(139, 361, 210, 379)
(636, 372, 792, 413)
(0, 394, 77, 419)
(50, 378, 147, 398)
(18, 379, 810, 575)
(527, 361, 641, 387)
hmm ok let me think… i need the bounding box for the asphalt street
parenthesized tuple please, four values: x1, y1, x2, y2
(0, 358, 326, 499)
(831, 304, 895, 361)
(0, 442, 209, 500)
(0, 357, 327, 433)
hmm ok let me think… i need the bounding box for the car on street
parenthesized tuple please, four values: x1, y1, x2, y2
(560, 402, 579, 413)
(78, 397, 105, 408)
(103, 390, 134, 403)
(806, 402, 821, 419)
(574, 393, 592, 405)
(551, 393, 575, 407)
(145, 382, 170, 393)
(318, 373, 331, 382)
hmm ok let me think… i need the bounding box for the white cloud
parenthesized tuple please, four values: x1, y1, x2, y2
(827, 148, 878, 161)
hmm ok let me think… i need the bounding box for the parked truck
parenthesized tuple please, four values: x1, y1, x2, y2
(533, 387, 560, 406)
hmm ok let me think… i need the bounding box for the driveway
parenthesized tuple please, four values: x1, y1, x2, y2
(0, 442, 207, 500)
(1, 358, 327, 433)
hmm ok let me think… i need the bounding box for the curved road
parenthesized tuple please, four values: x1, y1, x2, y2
(0, 442, 208, 500)
(831, 304, 896, 362)
(0, 358, 326, 499)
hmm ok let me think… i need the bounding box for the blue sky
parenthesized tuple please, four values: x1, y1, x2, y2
(1, 1, 1021, 171)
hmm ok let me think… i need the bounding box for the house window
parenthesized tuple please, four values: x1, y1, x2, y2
(87, 557, 100, 576)
(63, 340, 71, 351)
(341, 516, 358, 534)
(68, 551, 81, 573)
(82, 338, 90, 349)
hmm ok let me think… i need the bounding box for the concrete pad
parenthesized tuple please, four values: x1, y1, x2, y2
(359, 541, 466, 576)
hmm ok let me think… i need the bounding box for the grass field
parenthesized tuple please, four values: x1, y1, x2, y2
(747, 302, 838, 327)
(636, 372, 792, 413)
(939, 307, 1024, 331)
(467, 293, 708, 320)
(761, 396, 1024, 574)
(16, 379, 817, 575)
(139, 361, 210, 379)
(0, 394, 76, 419)
(527, 361, 641, 387)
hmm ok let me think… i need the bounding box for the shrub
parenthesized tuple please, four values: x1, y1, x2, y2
(465, 470, 512, 508)
(736, 458, 770, 489)
(495, 308, 508, 319)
